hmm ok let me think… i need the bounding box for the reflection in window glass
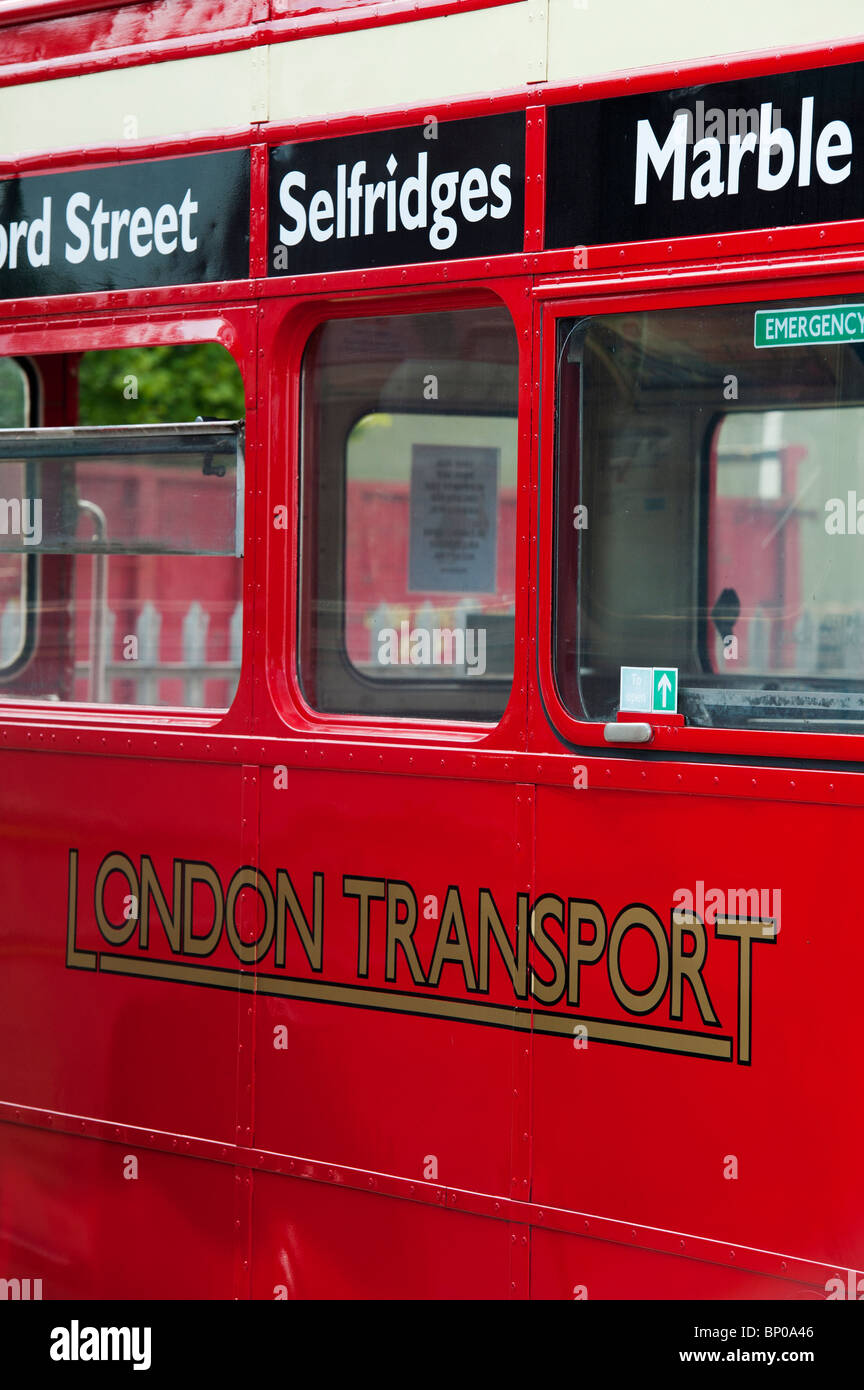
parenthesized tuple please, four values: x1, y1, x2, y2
(345, 412, 517, 679)
(555, 299, 864, 732)
(711, 408, 864, 681)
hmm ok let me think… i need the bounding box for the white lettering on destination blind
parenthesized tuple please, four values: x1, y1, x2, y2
(0, 189, 198, 271)
(634, 97, 852, 204)
(278, 153, 512, 252)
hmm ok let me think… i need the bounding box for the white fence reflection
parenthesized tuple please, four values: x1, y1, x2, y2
(0, 598, 242, 706)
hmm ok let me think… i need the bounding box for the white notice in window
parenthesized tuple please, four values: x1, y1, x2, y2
(408, 444, 498, 594)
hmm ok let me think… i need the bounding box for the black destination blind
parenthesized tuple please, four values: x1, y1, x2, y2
(546, 60, 864, 248)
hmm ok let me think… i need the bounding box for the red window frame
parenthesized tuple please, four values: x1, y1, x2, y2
(536, 257, 864, 766)
(259, 276, 534, 749)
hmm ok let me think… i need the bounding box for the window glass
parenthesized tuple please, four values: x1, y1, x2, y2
(300, 307, 518, 720)
(555, 297, 864, 732)
(0, 357, 29, 427)
(0, 344, 244, 709)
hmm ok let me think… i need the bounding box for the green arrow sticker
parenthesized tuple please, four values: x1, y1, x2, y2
(652, 667, 677, 713)
(620, 666, 678, 713)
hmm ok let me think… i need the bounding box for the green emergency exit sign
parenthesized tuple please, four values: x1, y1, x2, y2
(755, 304, 864, 348)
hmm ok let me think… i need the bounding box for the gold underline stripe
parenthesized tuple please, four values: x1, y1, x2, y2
(98, 953, 733, 1060)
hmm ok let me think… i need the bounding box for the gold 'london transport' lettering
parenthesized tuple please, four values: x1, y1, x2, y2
(65, 850, 777, 1065)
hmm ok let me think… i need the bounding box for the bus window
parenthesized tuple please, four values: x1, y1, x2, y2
(0, 343, 245, 709)
(0, 358, 34, 675)
(299, 306, 518, 721)
(555, 298, 864, 733)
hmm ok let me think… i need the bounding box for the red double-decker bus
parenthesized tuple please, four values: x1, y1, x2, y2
(0, 0, 863, 1303)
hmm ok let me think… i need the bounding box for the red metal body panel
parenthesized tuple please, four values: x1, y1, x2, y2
(0, 1126, 236, 1300)
(1, 753, 246, 1141)
(1, 26, 863, 1301)
(531, 788, 862, 1277)
(249, 1172, 518, 1300)
(0, 2, 255, 69)
(254, 770, 528, 1198)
